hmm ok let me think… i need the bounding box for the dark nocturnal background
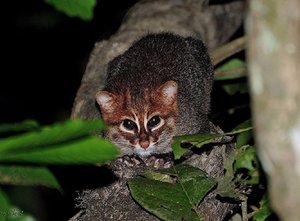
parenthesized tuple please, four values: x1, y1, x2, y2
(7, 0, 249, 220)
(8, 0, 138, 125)
(8, 1, 138, 220)
(9, 0, 249, 128)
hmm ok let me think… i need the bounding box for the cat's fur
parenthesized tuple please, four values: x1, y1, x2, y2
(96, 33, 213, 157)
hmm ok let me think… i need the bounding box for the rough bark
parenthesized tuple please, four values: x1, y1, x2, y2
(71, 124, 236, 221)
(247, 1, 300, 221)
(70, 0, 246, 220)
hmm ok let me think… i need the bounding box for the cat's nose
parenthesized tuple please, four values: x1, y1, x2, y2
(140, 140, 150, 149)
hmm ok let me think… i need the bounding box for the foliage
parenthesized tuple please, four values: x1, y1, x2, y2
(253, 195, 272, 221)
(44, 0, 97, 21)
(0, 120, 118, 164)
(214, 58, 247, 81)
(0, 188, 37, 221)
(128, 164, 216, 221)
(0, 119, 118, 220)
(0, 166, 61, 191)
(127, 46, 274, 219)
(171, 120, 252, 160)
(128, 120, 265, 220)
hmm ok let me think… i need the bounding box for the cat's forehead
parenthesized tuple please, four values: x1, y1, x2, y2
(122, 89, 152, 112)
(107, 82, 177, 121)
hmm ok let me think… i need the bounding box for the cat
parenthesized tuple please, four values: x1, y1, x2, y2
(96, 33, 214, 157)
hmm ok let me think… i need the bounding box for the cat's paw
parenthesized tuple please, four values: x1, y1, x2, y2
(143, 156, 172, 169)
(118, 155, 142, 167)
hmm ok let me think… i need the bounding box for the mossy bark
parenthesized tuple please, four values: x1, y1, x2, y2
(247, 1, 300, 221)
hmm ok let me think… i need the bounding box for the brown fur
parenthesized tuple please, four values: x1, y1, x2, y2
(96, 80, 178, 156)
(95, 33, 213, 156)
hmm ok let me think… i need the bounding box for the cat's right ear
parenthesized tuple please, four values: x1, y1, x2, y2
(95, 91, 116, 114)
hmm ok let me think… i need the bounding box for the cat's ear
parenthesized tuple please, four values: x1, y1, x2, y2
(95, 91, 117, 113)
(157, 80, 178, 105)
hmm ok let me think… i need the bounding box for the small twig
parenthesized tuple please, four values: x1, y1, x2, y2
(211, 36, 246, 66)
(240, 195, 248, 221)
(247, 211, 257, 219)
(69, 210, 85, 221)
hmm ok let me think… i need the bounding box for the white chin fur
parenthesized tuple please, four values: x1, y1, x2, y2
(134, 146, 155, 157)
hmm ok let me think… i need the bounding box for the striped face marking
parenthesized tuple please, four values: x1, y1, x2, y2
(120, 113, 164, 134)
(96, 80, 178, 156)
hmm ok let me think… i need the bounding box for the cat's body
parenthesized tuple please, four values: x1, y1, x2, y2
(96, 33, 213, 157)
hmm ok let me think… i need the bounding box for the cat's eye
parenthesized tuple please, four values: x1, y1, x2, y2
(147, 115, 161, 129)
(122, 119, 137, 131)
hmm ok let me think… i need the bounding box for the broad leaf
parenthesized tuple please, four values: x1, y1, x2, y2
(234, 146, 260, 185)
(128, 164, 216, 221)
(0, 120, 119, 165)
(253, 195, 272, 221)
(230, 120, 252, 134)
(172, 120, 253, 160)
(234, 146, 256, 171)
(0, 120, 39, 133)
(172, 134, 221, 160)
(0, 119, 105, 153)
(0, 137, 119, 165)
(0, 188, 38, 221)
(236, 130, 252, 149)
(0, 165, 61, 190)
(0, 188, 10, 221)
(142, 170, 176, 183)
(45, 0, 96, 21)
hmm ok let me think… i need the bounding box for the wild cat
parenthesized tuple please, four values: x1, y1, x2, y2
(96, 33, 213, 157)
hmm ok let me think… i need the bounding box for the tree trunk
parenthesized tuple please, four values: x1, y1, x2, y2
(247, 1, 300, 221)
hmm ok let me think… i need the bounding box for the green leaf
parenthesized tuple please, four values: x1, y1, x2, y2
(0, 120, 39, 133)
(172, 120, 253, 160)
(215, 59, 247, 81)
(0, 165, 61, 190)
(236, 130, 252, 149)
(234, 146, 260, 185)
(0, 137, 119, 165)
(172, 134, 221, 160)
(0, 187, 10, 221)
(231, 120, 252, 132)
(221, 82, 248, 95)
(216, 151, 241, 199)
(234, 146, 256, 171)
(228, 120, 253, 135)
(0, 119, 119, 165)
(142, 171, 176, 183)
(253, 195, 272, 221)
(0, 188, 37, 221)
(0, 119, 104, 153)
(128, 164, 216, 221)
(44, 0, 96, 21)
(6, 207, 36, 221)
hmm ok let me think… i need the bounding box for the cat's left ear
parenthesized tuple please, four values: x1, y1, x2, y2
(157, 80, 178, 105)
(95, 91, 117, 114)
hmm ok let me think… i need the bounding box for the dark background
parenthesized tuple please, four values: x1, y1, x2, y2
(8, 0, 138, 125)
(9, 1, 138, 220)
(8, 0, 249, 220)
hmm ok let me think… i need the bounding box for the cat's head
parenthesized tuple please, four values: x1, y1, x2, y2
(95, 80, 178, 157)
